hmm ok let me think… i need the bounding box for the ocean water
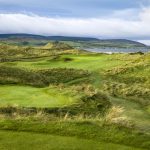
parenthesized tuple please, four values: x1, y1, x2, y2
(84, 47, 150, 53)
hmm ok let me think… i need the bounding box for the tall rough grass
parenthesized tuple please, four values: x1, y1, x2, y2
(105, 106, 134, 128)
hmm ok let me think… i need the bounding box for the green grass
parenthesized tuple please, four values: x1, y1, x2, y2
(0, 120, 149, 149)
(0, 130, 142, 150)
(0, 48, 150, 150)
(3, 54, 124, 71)
(0, 85, 78, 107)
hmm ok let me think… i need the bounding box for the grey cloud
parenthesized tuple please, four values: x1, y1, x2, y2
(0, 8, 150, 40)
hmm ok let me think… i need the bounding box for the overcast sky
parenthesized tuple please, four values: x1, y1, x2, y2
(0, 0, 150, 44)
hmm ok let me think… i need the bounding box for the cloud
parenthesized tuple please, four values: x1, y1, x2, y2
(0, 0, 147, 18)
(0, 7, 150, 39)
(138, 40, 150, 45)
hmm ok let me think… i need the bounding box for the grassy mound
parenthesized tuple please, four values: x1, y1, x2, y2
(103, 53, 150, 106)
(0, 42, 75, 62)
(0, 66, 90, 87)
(43, 41, 73, 50)
(0, 44, 52, 61)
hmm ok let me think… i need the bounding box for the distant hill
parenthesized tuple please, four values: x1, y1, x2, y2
(98, 39, 146, 47)
(0, 34, 99, 41)
(0, 34, 147, 48)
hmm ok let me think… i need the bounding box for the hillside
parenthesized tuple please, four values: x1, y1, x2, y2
(0, 34, 99, 41)
(0, 34, 147, 49)
(98, 39, 146, 47)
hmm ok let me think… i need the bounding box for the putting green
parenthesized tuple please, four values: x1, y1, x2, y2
(0, 85, 77, 107)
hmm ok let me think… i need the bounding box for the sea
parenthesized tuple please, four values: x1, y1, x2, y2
(83, 47, 150, 54)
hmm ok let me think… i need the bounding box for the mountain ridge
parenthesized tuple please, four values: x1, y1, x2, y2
(0, 33, 146, 47)
(0, 34, 99, 41)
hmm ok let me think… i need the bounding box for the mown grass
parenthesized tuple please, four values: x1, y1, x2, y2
(0, 119, 149, 149)
(0, 85, 78, 108)
(5, 54, 124, 71)
(0, 130, 141, 150)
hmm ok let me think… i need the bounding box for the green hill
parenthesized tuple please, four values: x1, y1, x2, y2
(0, 34, 147, 48)
(0, 34, 99, 41)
